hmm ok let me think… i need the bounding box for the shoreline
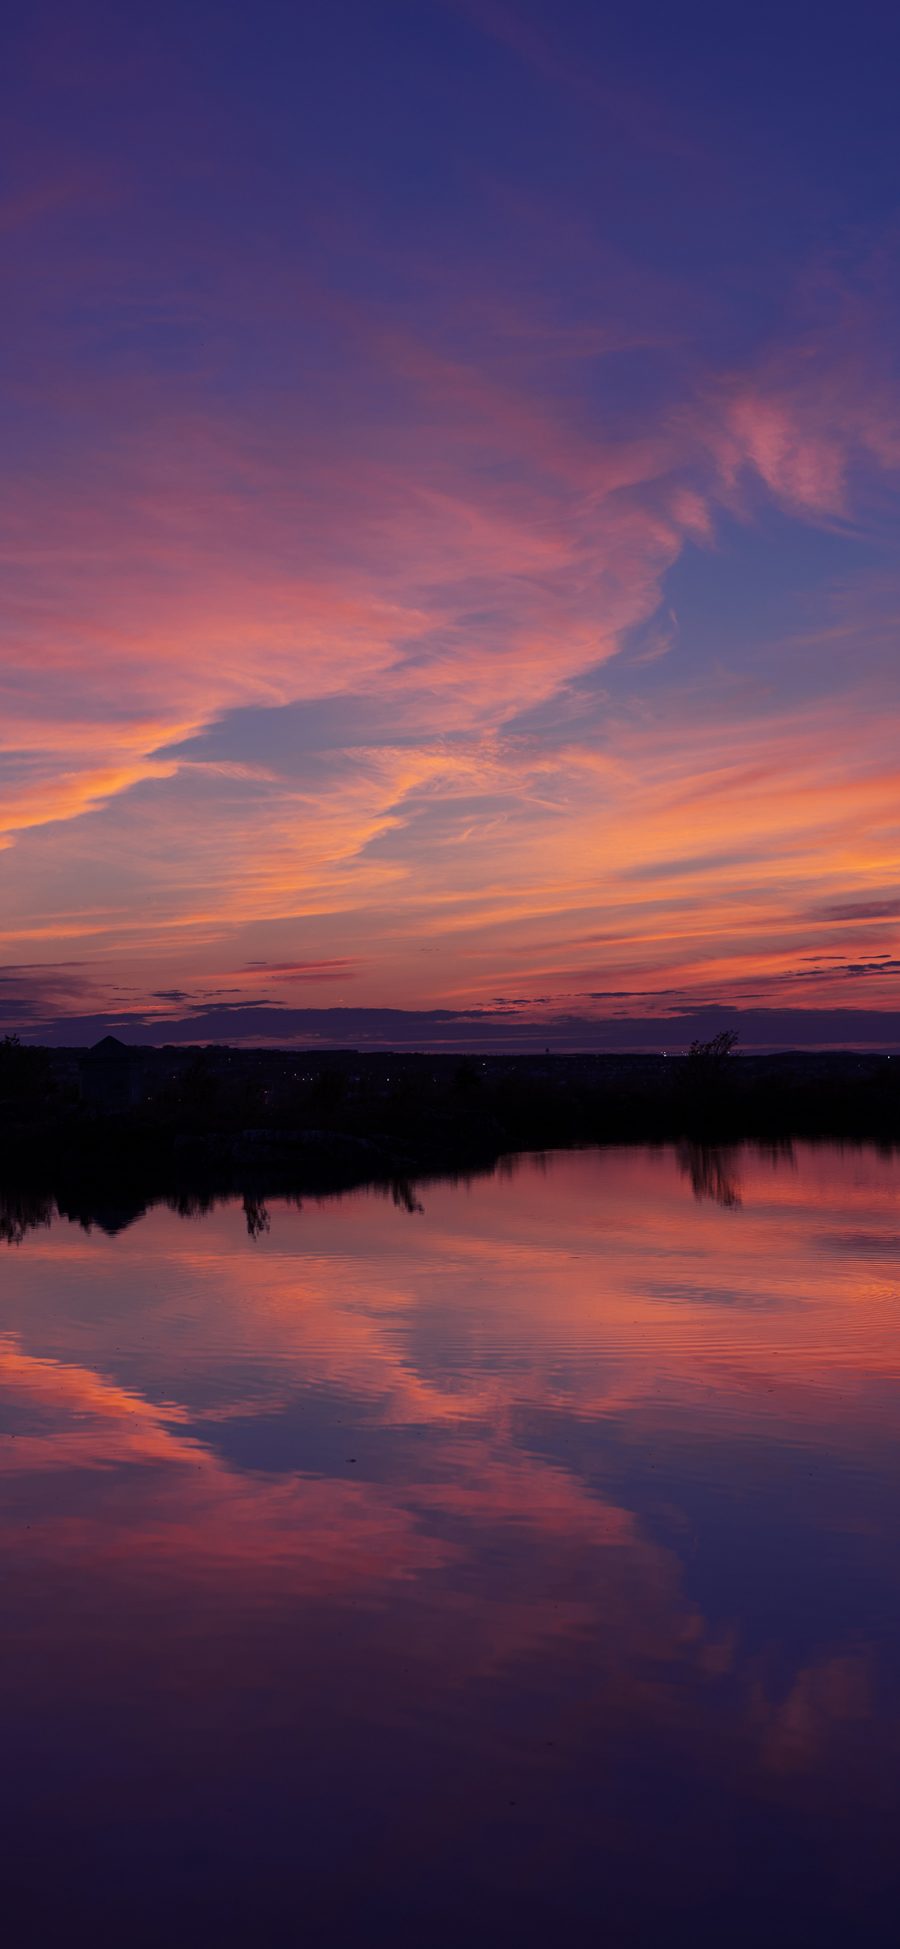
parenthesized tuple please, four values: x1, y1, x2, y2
(2, 1048, 898, 1239)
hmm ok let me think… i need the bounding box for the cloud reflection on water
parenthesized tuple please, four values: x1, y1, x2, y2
(1, 1144, 899, 1941)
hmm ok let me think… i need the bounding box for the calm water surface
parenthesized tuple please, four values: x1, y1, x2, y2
(2, 1143, 899, 1945)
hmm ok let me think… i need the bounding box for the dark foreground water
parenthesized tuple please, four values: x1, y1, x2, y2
(1, 1144, 899, 1946)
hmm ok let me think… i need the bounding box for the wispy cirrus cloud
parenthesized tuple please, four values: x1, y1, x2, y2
(1, 0, 899, 1031)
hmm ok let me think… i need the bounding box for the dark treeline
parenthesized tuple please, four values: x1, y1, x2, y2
(0, 1174, 440, 1246)
(0, 1034, 898, 1233)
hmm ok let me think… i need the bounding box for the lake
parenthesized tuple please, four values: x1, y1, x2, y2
(1, 1143, 899, 1945)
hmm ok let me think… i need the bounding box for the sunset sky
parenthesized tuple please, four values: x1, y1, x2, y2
(3, 0, 900, 1046)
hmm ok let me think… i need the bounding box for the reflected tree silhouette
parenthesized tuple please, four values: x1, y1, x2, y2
(0, 1187, 55, 1245)
(165, 1189, 219, 1220)
(242, 1194, 270, 1239)
(389, 1178, 424, 1214)
(678, 1142, 743, 1208)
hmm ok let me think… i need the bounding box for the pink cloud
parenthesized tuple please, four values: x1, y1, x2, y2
(2, 164, 900, 1014)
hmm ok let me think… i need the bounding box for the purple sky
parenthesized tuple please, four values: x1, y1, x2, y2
(2, 1, 899, 1046)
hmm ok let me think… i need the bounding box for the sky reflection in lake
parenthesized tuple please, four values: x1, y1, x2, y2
(1, 1144, 899, 1945)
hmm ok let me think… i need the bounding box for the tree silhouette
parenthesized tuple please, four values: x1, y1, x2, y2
(687, 1031, 738, 1064)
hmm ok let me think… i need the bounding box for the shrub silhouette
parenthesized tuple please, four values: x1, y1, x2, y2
(687, 1031, 739, 1066)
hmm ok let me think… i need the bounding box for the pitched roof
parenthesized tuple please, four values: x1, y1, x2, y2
(87, 1035, 132, 1058)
